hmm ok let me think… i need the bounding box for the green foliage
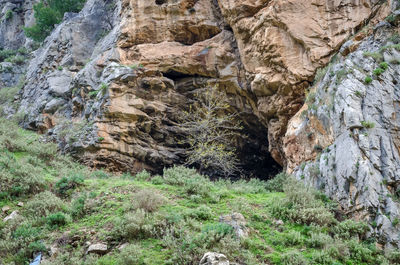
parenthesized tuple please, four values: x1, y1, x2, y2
(25, 191, 65, 217)
(268, 177, 335, 226)
(330, 219, 369, 240)
(363, 51, 383, 62)
(4, 10, 13, 20)
(280, 250, 309, 265)
(55, 174, 84, 196)
(265, 172, 288, 192)
(365, 76, 373, 84)
(46, 212, 68, 228)
(24, 0, 86, 42)
(380, 62, 389, 70)
(361, 120, 375, 129)
(373, 67, 385, 76)
(131, 189, 166, 213)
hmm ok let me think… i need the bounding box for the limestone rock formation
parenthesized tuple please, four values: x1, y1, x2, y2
(2, 0, 399, 249)
(284, 17, 400, 248)
(15, 0, 389, 176)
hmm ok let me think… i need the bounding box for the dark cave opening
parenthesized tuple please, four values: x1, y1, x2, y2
(155, 0, 167, 5)
(236, 124, 282, 181)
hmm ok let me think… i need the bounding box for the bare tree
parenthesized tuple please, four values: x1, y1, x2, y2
(179, 87, 243, 176)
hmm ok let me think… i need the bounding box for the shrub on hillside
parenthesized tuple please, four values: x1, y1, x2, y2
(25, 191, 65, 217)
(265, 172, 289, 192)
(0, 152, 46, 197)
(55, 173, 84, 196)
(116, 244, 146, 265)
(268, 177, 335, 226)
(131, 189, 166, 213)
(111, 210, 165, 241)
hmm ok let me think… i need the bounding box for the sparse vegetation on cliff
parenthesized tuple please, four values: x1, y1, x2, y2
(0, 118, 397, 265)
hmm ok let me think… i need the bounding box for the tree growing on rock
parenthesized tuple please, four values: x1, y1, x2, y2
(179, 86, 243, 177)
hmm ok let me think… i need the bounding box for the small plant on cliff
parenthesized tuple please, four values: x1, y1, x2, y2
(361, 121, 375, 129)
(365, 76, 373, 84)
(24, 0, 86, 42)
(178, 86, 243, 176)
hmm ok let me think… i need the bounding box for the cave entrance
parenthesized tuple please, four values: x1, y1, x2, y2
(234, 121, 282, 181)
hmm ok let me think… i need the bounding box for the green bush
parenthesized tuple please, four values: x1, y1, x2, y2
(361, 121, 375, 129)
(116, 244, 146, 265)
(364, 76, 373, 84)
(46, 212, 68, 228)
(135, 169, 151, 181)
(131, 189, 166, 213)
(306, 232, 333, 248)
(111, 210, 165, 240)
(24, 0, 86, 42)
(265, 172, 288, 192)
(187, 205, 213, 221)
(373, 67, 385, 76)
(330, 219, 369, 240)
(268, 178, 335, 226)
(55, 174, 84, 196)
(280, 250, 309, 265)
(380, 62, 389, 70)
(25, 191, 65, 217)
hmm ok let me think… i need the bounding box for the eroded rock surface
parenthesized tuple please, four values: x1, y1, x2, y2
(284, 20, 400, 248)
(15, 0, 390, 177)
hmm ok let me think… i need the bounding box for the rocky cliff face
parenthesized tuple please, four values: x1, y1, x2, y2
(284, 12, 400, 248)
(2, 0, 400, 248)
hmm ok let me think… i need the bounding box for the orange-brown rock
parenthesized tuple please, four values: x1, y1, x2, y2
(217, 0, 390, 164)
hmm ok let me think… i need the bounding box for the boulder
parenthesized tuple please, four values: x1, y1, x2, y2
(3, 210, 19, 222)
(219, 213, 249, 238)
(199, 252, 229, 265)
(86, 243, 108, 255)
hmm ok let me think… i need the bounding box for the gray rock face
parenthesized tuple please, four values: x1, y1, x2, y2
(0, 0, 36, 50)
(287, 23, 400, 249)
(18, 0, 120, 141)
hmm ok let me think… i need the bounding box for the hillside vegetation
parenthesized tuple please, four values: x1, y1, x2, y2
(0, 118, 399, 265)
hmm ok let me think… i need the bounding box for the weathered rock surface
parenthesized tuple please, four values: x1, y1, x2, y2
(3, 210, 18, 222)
(219, 212, 249, 238)
(15, 0, 390, 178)
(284, 20, 400, 248)
(0, 0, 36, 50)
(217, 0, 391, 164)
(86, 243, 108, 255)
(199, 252, 230, 265)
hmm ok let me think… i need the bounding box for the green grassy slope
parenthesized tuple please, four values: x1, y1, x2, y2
(0, 118, 399, 265)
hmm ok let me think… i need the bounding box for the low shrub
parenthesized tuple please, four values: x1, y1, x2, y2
(280, 250, 309, 265)
(265, 172, 288, 192)
(268, 178, 335, 226)
(116, 244, 146, 265)
(25, 191, 65, 217)
(306, 232, 333, 248)
(187, 205, 213, 221)
(111, 210, 165, 240)
(46, 212, 68, 228)
(55, 174, 84, 196)
(330, 219, 369, 240)
(365, 76, 373, 84)
(131, 189, 166, 213)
